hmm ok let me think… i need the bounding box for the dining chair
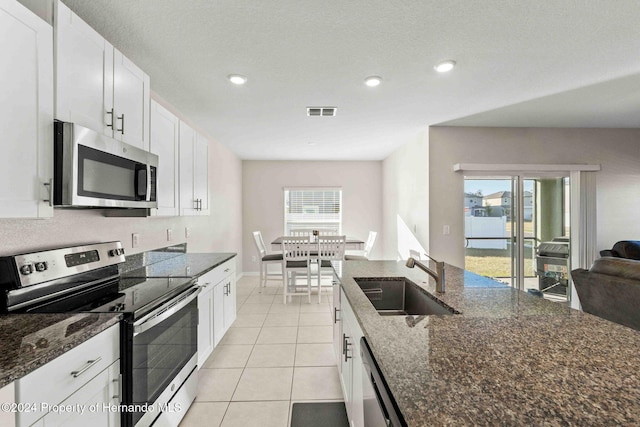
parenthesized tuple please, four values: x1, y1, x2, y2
(345, 231, 377, 260)
(252, 231, 283, 288)
(290, 229, 313, 238)
(318, 229, 338, 236)
(281, 236, 313, 303)
(316, 235, 346, 303)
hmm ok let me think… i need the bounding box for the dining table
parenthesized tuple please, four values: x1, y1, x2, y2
(270, 236, 365, 252)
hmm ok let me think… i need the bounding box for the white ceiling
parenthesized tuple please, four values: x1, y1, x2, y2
(62, 0, 640, 161)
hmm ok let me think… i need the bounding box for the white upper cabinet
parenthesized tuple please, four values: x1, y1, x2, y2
(194, 133, 210, 212)
(54, 1, 113, 136)
(0, 0, 54, 218)
(150, 100, 180, 216)
(55, 1, 149, 150)
(113, 49, 150, 149)
(179, 121, 210, 216)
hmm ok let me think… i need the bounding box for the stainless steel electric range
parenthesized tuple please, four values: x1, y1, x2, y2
(0, 241, 199, 427)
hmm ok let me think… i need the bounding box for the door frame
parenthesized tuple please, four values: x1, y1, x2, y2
(456, 163, 599, 308)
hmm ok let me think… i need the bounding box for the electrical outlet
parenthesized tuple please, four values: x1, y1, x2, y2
(132, 233, 140, 248)
(167, 229, 173, 241)
(251, 255, 257, 262)
(443, 225, 450, 235)
(185, 227, 190, 238)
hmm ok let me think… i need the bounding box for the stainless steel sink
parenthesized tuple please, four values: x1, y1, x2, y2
(354, 277, 459, 316)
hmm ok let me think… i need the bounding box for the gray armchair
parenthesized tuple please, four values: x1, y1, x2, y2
(572, 257, 640, 331)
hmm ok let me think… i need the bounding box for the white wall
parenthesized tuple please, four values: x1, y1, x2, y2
(428, 126, 640, 267)
(381, 130, 430, 261)
(0, 95, 243, 271)
(242, 161, 382, 272)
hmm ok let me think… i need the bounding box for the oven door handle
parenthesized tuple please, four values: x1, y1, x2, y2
(134, 286, 201, 336)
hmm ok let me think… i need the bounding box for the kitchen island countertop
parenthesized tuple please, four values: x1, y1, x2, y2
(336, 260, 640, 426)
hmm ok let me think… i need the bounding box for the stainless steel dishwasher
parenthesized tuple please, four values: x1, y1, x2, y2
(361, 337, 406, 427)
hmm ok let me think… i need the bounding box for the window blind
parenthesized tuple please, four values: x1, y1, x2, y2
(284, 188, 342, 234)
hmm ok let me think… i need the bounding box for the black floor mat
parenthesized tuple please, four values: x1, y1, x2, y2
(290, 402, 349, 427)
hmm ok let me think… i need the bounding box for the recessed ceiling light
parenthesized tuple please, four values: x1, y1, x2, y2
(434, 60, 456, 73)
(228, 74, 247, 85)
(364, 76, 382, 87)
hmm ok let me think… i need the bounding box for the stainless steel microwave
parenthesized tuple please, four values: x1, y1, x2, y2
(53, 121, 158, 209)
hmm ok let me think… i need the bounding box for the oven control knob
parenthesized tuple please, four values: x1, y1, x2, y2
(19, 264, 34, 275)
(110, 248, 125, 257)
(34, 262, 47, 272)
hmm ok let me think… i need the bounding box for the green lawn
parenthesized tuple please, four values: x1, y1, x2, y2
(465, 247, 535, 278)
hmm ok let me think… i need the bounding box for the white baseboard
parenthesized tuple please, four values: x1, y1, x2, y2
(242, 271, 260, 277)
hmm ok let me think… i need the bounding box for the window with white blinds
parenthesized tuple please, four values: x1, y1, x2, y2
(284, 188, 342, 234)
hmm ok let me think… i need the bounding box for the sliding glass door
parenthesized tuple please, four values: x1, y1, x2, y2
(464, 175, 570, 300)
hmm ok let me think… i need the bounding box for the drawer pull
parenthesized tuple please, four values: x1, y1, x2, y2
(71, 357, 102, 378)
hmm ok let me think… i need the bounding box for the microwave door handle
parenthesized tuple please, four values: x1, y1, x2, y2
(146, 164, 151, 201)
(135, 166, 148, 200)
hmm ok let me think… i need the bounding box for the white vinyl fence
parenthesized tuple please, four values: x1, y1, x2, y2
(465, 216, 508, 249)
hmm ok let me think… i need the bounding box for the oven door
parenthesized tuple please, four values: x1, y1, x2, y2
(54, 121, 158, 208)
(128, 286, 199, 426)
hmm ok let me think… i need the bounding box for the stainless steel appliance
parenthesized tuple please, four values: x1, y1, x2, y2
(53, 121, 158, 209)
(536, 236, 570, 297)
(361, 337, 406, 427)
(0, 242, 199, 427)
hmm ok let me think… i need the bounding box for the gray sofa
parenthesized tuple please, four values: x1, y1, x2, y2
(599, 240, 640, 260)
(572, 257, 640, 331)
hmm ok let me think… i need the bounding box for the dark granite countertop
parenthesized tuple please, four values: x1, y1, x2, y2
(0, 313, 121, 388)
(121, 252, 236, 279)
(336, 260, 640, 426)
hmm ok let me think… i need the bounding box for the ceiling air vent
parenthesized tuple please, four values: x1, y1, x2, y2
(307, 107, 337, 117)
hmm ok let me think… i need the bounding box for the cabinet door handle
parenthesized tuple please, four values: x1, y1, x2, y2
(113, 374, 122, 400)
(224, 268, 230, 273)
(344, 336, 352, 362)
(43, 178, 53, 206)
(342, 333, 347, 356)
(106, 108, 114, 129)
(117, 113, 125, 134)
(71, 357, 102, 378)
(334, 307, 340, 324)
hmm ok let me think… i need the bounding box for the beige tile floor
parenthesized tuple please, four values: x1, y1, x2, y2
(179, 275, 343, 427)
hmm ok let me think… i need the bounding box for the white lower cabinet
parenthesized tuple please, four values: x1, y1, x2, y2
(334, 285, 364, 427)
(0, 382, 16, 427)
(15, 324, 120, 427)
(213, 263, 236, 346)
(197, 281, 215, 367)
(196, 258, 237, 364)
(39, 361, 119, 427)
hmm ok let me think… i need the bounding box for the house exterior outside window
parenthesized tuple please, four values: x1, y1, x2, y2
(284, 188, 342, 234)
